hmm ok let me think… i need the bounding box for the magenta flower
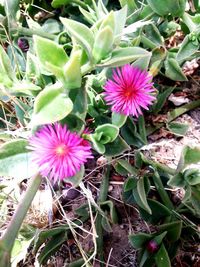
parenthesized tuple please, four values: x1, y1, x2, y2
(104, 64, 156, 117)
(28, 123, 93, 182)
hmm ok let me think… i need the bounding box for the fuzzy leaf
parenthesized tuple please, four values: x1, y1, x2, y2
(167, 122, 189, 136)
(104, 136, 130, 157)
(164, 57, 187, 81)
(95, 124, 119, 144)
(34, 36, 68, 71)
(112, 112, 127, 127)
(0, 139, 37, 179)
(32, 85, 73, 126)
(60, 17, 94, 59)
(98, 47, 151, 67)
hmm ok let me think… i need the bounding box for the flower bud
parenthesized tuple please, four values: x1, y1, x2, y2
(146, 240, 159, 253)
(18, 38, 29, 52)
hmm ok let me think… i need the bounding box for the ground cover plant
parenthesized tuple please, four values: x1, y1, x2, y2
(0, 0, 200, 266)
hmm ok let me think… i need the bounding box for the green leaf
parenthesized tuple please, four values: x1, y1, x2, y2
(133, 177, 152, 214)
(41, 18, 62, 34)
(104, 136, 130, 157)
(0, 139, 37, 179)
(60, 17, 94, 59)
(139, 199, 171, 224)
(101, 216, 113, 232)
(95, 124, 119, 144)
(164, 57, 187, 81)
(51, 0, 70, 8)
(65, 166, 85, 187)
(138, 116, 147, 145)
(176, 35, 199, 64)
(11, 80, 41, 95)
(129, 233, 152, 249)
(167, 173, 186, 187)
(33, 226, 69, 254)
(100, 200, 118, 224)
(114, 6, 127, 40)
(61, 114, 84, 133)
(124, 177, 137, 192)
(92, 26, 114, 63)
(191, 186, 200, 214)
(177, 145, 200, 171)
(90, 135, 105, 154)
(32, 85, 73, 126)
(115, 159, 137, 176)
(119, 0, 136, 15)
(158, 221, 182, 242)
(0, 44, 14, 87)
(38, 233, 68, 264)
(4, 0, 20, 20)
(34, 36, 68, 73)
(147, 0, 186, 16)
(63, 50, 82, 89)
(184, 168, 200, 185)
(121, 117, 146, 147)
(112, 112, 127, 127)
(153, 231, 167, 245)
(144, 24, 164, 46)
(139, 249, 151, 267)
(155, 244, 171, 267)
(152, 86, 175, 114)
(132, 53, 151, 70)
(167, 122, 189, 136)
(70, 87, 87, 120)
(69, 258, 85, 267)
(98, 47, 151, 67)
(99, 11, 115, 31)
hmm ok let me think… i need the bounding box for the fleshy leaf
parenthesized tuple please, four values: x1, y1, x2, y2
(60, 17, 94, 59)
(155, 244, 171, 267)
(98, 47, 151, 67)
(34, 36, 68, 71)
(0, 139, 37, 179)
(32, 85, 73, 126)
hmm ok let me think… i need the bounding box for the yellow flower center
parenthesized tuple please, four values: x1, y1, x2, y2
(55, 144, 67, 156)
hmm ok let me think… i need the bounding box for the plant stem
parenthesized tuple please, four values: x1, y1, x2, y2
(72, 0, 88, 9)
(0, 174, 42, 251)
(0, 27, 56, 40)
(147, 99, 200, 135)
(98, 165, 111, 202)
(141, 153, 176, 175)
(96, 165, 111, 266)
(152, 171, 174, 210)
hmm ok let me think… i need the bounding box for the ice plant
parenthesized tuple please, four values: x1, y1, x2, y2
(28, 123, 93, 181)
(104, 64, 155, 117)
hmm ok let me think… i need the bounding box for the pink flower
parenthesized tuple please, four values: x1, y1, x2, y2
(28, 123, 93, 182)
(104, 64, 156, 117)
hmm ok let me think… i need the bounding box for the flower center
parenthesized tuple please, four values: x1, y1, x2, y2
(124, 90, 132, 97)
(55, 144, 68, 156)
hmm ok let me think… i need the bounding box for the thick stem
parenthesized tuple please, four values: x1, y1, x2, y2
(98, 165, 111, 202)
(152, 171, 174, 210)
(72, 0, 88, 9)
(0, 174, 42, 251)
(0, 27, 56, 40)
(96, 166, 111, 266)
